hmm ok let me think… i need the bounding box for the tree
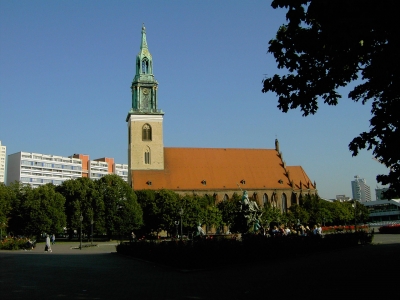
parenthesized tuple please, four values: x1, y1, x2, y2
(263, 0, 400, 197)
(154, 189, 179, 236)
(180, 194, 203, 233)
(135, 189, 159, 235)
(0, 183, 13, 231)
(330, 201, 353, 225)
(57, 177, 104, 239)
(301, 194, 322, 225)
(349, 200, 370, 225)
(217, 196, 239, 232)
(287, 203, 309, 225)
(98, 175, 142, 239)
(8, 183, 66, 238)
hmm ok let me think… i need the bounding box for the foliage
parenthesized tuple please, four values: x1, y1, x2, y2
(200, 205, 222, 232)
(98, 175, 143, 239)
(260, 202, 283, 227)
(0, 183, 13, 227)
(262, 0, 400, 197)
(330, 201, 353, 225)
(57, 177, 104, 239)
(7, 182, 66, 238)
(287, 203, 309, 225)
(0, 237, 33, 250)
(3, 178, 372, 239)
(219, 193, 249, 233)
(180, 194, 202, 231)
(135, 189, 159, 235)
(153, 189, 179, 235)
(217, 195, 239, 231)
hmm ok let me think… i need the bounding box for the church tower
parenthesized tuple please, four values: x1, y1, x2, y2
(126, 24, 164, 185)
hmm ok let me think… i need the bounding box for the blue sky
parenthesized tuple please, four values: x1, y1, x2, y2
(0, 0, 389, 199)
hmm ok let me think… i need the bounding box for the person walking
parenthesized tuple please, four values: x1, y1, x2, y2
(45, 235, 52, 252)
(51, 234, 55, 245)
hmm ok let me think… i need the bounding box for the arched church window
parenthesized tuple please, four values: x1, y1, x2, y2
(291, 192, 297, 206)
(144, 148, 150, 164)
(223, 194, 229, 201)
(271, 193, 277, 208)
(281, 193, 287, 213)
(142, 124, 152, 141)
(263, 193, 268, 206)
(142, 58, 149, 74)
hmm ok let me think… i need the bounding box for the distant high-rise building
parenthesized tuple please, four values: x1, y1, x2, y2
(0, 141, 6, 183)
(351, 175, 371, 202)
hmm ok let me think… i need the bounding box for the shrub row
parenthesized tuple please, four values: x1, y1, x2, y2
(117, 231, 373, 270)
(0, 237, 33, 250)
(379, 224, 400, 234)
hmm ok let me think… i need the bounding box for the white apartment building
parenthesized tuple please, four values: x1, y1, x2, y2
(351, 175, 372, 202)
(0, 141, 6, 183)
(89, 160, 109, 179)
(114, 163, 128, 182)
(7, 152, 82, 187)
(6, 151, 128, 187)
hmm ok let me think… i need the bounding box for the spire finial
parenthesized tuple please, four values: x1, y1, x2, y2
(140, 23, 148, 49)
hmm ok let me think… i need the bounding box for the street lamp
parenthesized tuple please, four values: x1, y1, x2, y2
(0, 223, 4, 240)
(79, 214, 83, 250)
(91, 219, 94, 245)
(352, 203, 356, 232)
(174, 221, 179, 239)
(179, 208, 184, 240)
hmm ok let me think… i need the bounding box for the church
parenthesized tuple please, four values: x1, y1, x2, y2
(126, 25, 317, 212)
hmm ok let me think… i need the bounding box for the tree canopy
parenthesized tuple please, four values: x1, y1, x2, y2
(97, 174, 143, 239)
(262, 0, 400, 197)
(7, 182, 66, 238)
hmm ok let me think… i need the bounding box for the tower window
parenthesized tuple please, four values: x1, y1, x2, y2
(142, 58, 149, 74)
(142, 124, 152, 141)
(144, 149, 150, 164)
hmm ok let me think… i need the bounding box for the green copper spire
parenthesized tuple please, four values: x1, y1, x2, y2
(140, 23, 148, 50)
(126, 24, 163, 121)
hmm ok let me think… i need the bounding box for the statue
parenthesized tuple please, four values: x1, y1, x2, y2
(196, 222, 205, 236)
(253, 219, 261, 232)
(240, 190, 263, 233)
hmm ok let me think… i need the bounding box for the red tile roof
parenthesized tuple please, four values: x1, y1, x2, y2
(131, 147, 315, 192)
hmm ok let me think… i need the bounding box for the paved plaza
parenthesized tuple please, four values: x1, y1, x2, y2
(1, 234, 399, 299)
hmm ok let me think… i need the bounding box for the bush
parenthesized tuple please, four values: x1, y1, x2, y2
(0, 237, 32, 250)
(379, 224, 400, 234)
